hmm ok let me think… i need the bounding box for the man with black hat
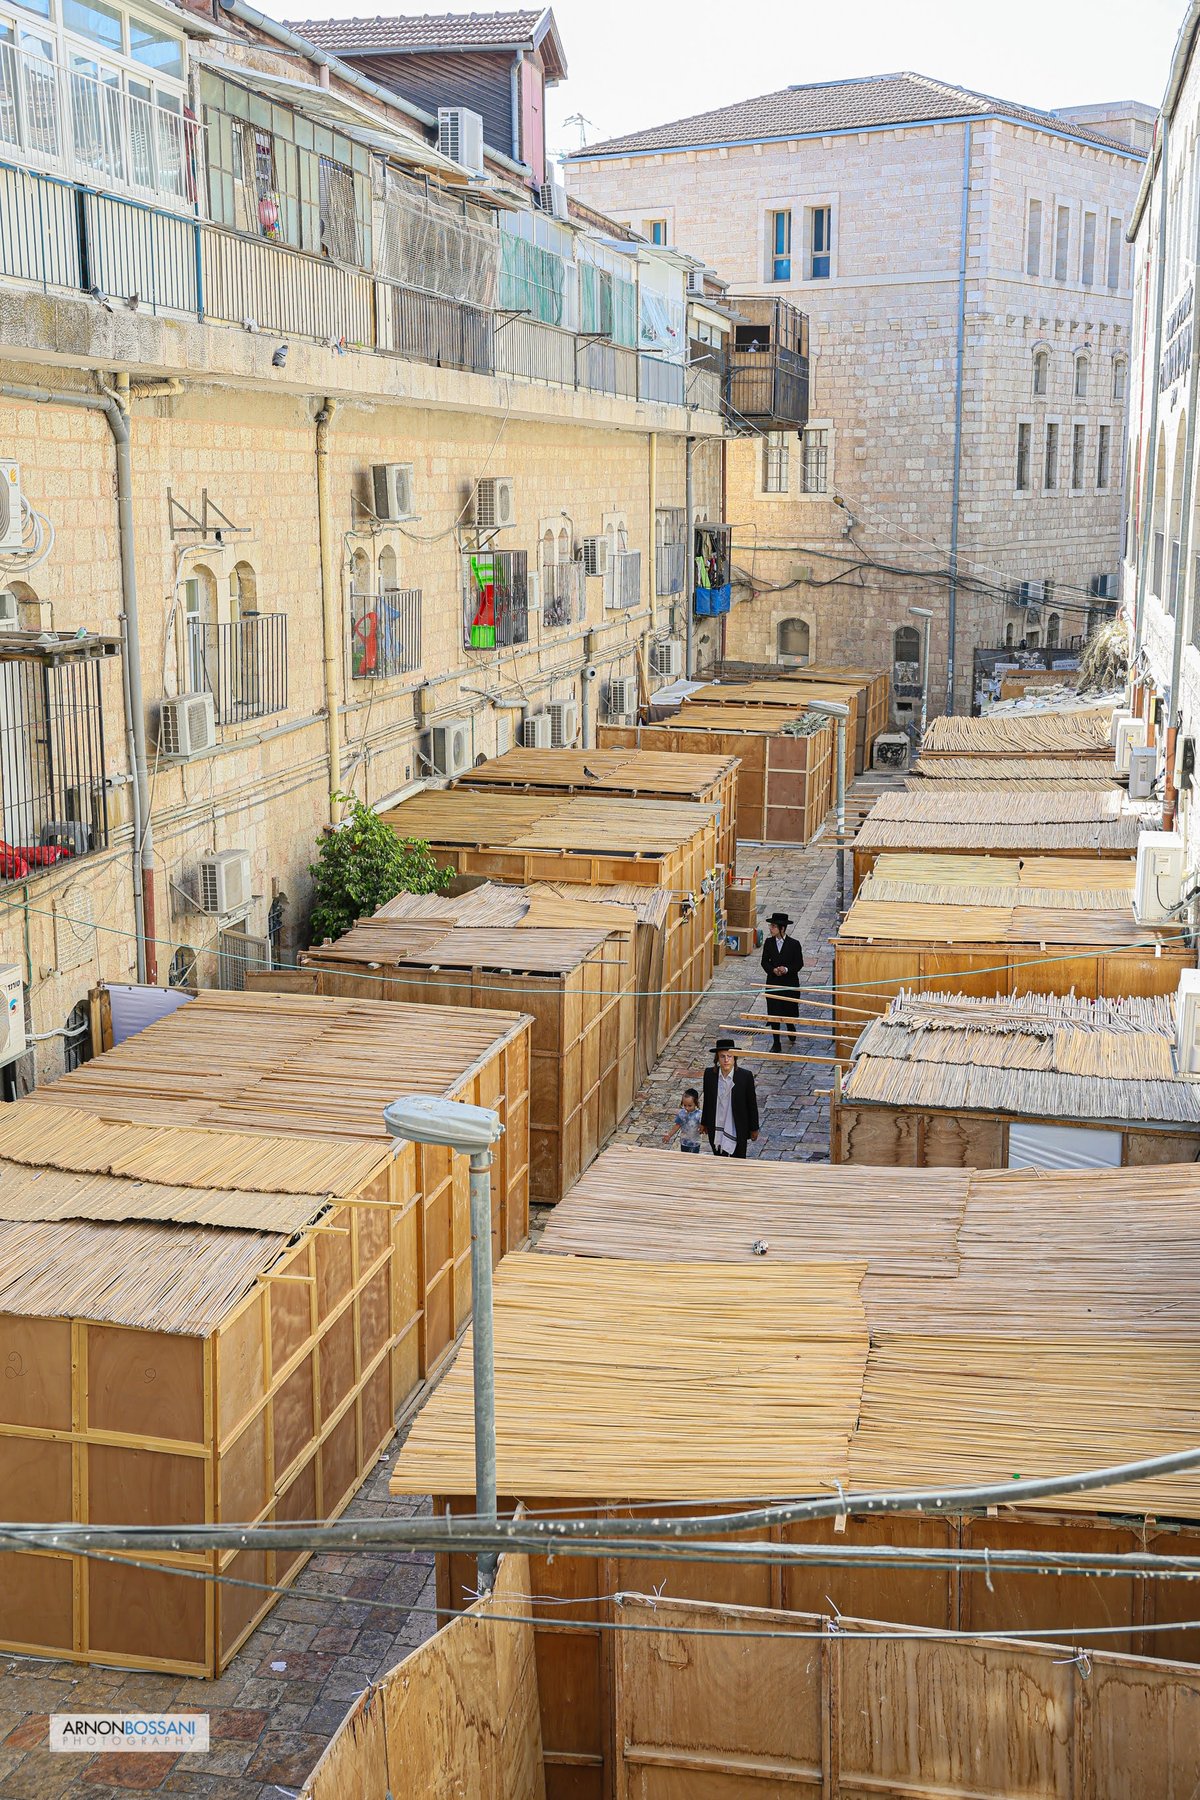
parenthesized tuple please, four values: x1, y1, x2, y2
(701, 1039, 760, 1158)
(760, 911, 804, 1053)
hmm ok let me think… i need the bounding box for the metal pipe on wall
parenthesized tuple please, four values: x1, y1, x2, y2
(684, 435, 695, 679)
(945, 120, 972, 717)
(0, 378, 156, 983)
(1134, 116, 1172, 661)
(315, 398, 341, 820)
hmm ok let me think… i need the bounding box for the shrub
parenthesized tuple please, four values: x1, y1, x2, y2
(309, 793, 453, 945)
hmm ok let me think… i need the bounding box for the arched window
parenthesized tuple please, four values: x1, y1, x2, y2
(1032, 348, 1050, 396)
(1, 581, 39, 631)
(350, 548, 370, 594)
(378, 545, 397, 593)
(182, 563, 217, 694)
(230, 561, 257, 616)
(1046, 611, 1061, 648)
(1074, 353, 1089, 399)
(1112, 355, 1128, 401)
(893, 625, 921, 665)
(777, 618, 810, 663)
(1005, 622, 1015, 646)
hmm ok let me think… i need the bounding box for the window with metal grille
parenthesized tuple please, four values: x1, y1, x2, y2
(802, 426, 828, 493)
(1043, 422, 1059, 490)
(1097, 424, 1111, 490)
(62, 1001, 91, 1072)
(1015, 422, 1032, 491)
(319, 155, 361, 264)
(655, 507, 686, 596)
(0, 647, 113, 885)
(1170, 538, 1182, 616)
(1112, 356, 1127, 400)
(463, 550, 529, 649)
(350, 588, 422, 678)
(1071, 423, 1086, 489)
(1074, 355, 1088, 399)
(1026, 199, 1042, 276)
(762, 431, 789, 493)
(186, 613, 288, 723)
(1153, 530, 1165, 596)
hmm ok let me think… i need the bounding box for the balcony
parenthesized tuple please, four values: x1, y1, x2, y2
(541, 560, 586, 630)
(350, 589, 422, 679)
(187, 614, 288, 724)
(0, 632, 120, 885)
(724, 296, 810, 431)
(577, 339, 637, 400)
(605, 550, 642, 612)
(463, 551, 529, 650)
(637, 353, 685, 407)
(376, 283, 493, 376)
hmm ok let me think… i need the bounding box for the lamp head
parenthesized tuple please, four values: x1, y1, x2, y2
(383, 1095, 503, 1153)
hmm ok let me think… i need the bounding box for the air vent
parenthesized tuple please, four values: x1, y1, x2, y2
(582, 535, 610, 577)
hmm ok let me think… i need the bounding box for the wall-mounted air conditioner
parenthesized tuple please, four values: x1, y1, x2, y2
(651, 638, 683, 679)
(1108, 706, 1134, 748)
(160, 692, 217, 760)
(522, 711, 553, 749)
(0, 590, 19, 632)
(1127, 743, 1157, 800)
(198, 848, 253, 917)
(549, 699, 579, 747)
(582, 536, 610, 577)
(685, 268, 707, 295)
(429, 717, 472, 779)
(1115, 713, 1148, 772)
(372, 463, 415, 522)
(0, 963, 25, 1066)
(0, 462, 23, 553)
(545, 177, 569, 220)
(437, 106, 485, 175)
(471, 476, 516, 531)
(1175, 968, 1200, 1074)
(606, 675, 637, 718)
(1134, 829, 1185, 925)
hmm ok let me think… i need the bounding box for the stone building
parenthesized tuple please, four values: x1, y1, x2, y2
(0, 1, 727, 1082)
(566, 73, 1152, 719)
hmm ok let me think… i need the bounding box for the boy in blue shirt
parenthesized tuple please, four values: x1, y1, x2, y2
(663, 1087, 703, 1153)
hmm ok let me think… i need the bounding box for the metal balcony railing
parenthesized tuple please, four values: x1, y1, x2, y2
(187, 613, 288, 724)
(541, 559, 586, 629)
(463, 550, 529, 650)
(494, 316, 577, 386)
(605, 549, 642, 611)
(0, 639, 116, 884)
(655, 540, 686, 597)
(637, 354, 685, 406)
(0, 39, 195, 212)
(350, 589, 422, 679)
(577, 339, 638, 399)
(377, 283, 493, 375)
(201, 225, 373, 342)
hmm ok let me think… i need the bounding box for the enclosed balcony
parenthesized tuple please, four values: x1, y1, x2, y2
(724, 296, 810, 431)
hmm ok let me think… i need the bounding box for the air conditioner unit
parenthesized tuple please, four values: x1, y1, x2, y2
(1134, 829, 1185, 925)
(0, 590, 19, 632)
(198, 847, 253, 917)
(606, 675, 637, 719)
(872, 732, 912, 772)
(1175, 967, 1200, 1073)
(0, 462, 23, 554)
(522, 710, 553, 749)
(0, 963, 25, 1065)
(543, 177, 569, 220)
(1109, 706, 1134, 748)
(651, 638, 684, 679)
(1115, 714, 1148, 772)
(472, 476, 516, 531)
(1128, 743, 1157, 800)
(549, 699, 579, 747)
(429, 716, 472, 779)
(1090, 572, 1119, 599)
(1018, 579, 1047, 604)
(686, 268, 706, 295)
(371, 462, 415, 522)
(582, 535, 610, 577)
(437, 105, 485, 175)
(160, 691, 217, 760)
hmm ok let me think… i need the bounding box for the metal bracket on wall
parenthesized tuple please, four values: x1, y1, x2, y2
(167, 488, 250, 544)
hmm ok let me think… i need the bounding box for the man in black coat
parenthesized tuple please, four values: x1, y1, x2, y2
(760, 910, 804, 1053)
(701, 1038, 760, 1158)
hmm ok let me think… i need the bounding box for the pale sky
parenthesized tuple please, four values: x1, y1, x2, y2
(267, 0, 1184, 157)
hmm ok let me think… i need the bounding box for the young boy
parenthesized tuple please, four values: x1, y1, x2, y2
(663, 1087, 703, 1153)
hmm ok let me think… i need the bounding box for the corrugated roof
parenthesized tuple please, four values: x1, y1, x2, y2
(570, 71, 1142, 160)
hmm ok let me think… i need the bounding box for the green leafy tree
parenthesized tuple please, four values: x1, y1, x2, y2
(309, 793, 454, 945)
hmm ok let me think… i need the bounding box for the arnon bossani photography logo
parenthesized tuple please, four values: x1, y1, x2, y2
(49, 1715, 210, 1753)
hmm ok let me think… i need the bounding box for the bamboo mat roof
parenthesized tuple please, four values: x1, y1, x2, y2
(853, 788, 1145, 855)
(843, 990, 1200, 1127)
(687, 679, 861, 708)
(664, 703, 826, 735)
(909, 757, 1121, 787)
(0, 1217, 286, 1334)
(920, 711, 1114, 756)
(866, 852, 1138, 893)
(539, 1143, 968, 1277)
(374, 880, 639, 936)
(382, 790, 716, 858)
(36, 991, 530, 1140)
(0, 1157, 329, 1234)
(454, 746, 740, 799)
(862, 790, 1141, 827)
(391, 1254, 869, 1499)
(524, 880, 673, 930)
(837, 893, 1175, 947)
(311, 920, 611, 976)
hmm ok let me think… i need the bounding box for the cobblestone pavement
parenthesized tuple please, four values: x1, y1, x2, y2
(0, 775, 894, 1797)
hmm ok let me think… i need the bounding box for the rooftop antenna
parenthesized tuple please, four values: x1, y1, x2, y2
(562, 111, 598, 148)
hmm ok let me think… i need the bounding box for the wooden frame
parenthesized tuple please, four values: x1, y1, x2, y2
(706, 661, 891, 772)
(831, 1099, 1200, 1167)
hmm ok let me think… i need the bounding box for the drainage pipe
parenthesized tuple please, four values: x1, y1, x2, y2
(315, 398, 341, 819)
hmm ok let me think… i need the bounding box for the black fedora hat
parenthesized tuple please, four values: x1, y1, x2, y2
(710, 1037, 737, 1055)
(766, 911, 793, 928)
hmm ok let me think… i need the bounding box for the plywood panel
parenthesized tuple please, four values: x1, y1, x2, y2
(782, 1513, 955, 1628)
(962, 1515, 1141, 1648)
(0, 1550, 73, 1652)
(88, 1443, 206, 1528)
(0, 1314, 71, 1428)
(923, 1109, 1005, 1167)
(0, 1432, 71, 1521)
(87, 1325, 205, 1443)
(88, 1557, 207, 1669)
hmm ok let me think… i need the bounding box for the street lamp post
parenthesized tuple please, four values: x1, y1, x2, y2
(909, 606, 934, 746)
(384, 1094, 504, 1592)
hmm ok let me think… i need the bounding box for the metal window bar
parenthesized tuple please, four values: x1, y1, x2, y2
(0, 653, 110, 884)
(494, 316, 576, 386)
(604, 548, 642, 611)
(379, 282, 494, 375)
(187, 613, 288, 724)
(763, 432, 789, 492)
(350, 588, 422, 679)
(656, 540, 686, 597)
(541, 559, 585, 629)
(637, 353, 685, 406)
(463, 550, 529, 650)
(1153, 530, 1165, 597)
(218, 925, 272, 991)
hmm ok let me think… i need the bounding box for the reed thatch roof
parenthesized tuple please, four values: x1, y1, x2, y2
(455, 746, 740, 801)
(920, 710, 1114, 756)
(853, 786, 1146, 854)
(842, 990, 1200, 1128)
(838, 894, 1166, 947)
(909, 757, 1120, 787)
(382, 789, 716, 857)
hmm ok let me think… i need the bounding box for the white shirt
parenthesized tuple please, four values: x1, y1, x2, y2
(714, 1068, 737, 1153)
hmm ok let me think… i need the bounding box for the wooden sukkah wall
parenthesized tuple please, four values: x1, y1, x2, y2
(711, 660, 891, 770)
(381, 791, 717, 1045)
(599, 710, 833, 845)
(683, 677, 863, 771)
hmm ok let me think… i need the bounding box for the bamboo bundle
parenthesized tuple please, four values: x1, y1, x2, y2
(921, 711, 1114, 756)
(0, 1216, 285, 1334)
(838, 896, 1167, 947)
(862, 853, 1137, 901)
(857, 879, 1139, 911)
(539, 1143, 969, 1276)
(392, 1255, 869, 1500)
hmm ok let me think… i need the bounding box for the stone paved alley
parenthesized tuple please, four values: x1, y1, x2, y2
(0, 775, 892, 1800)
